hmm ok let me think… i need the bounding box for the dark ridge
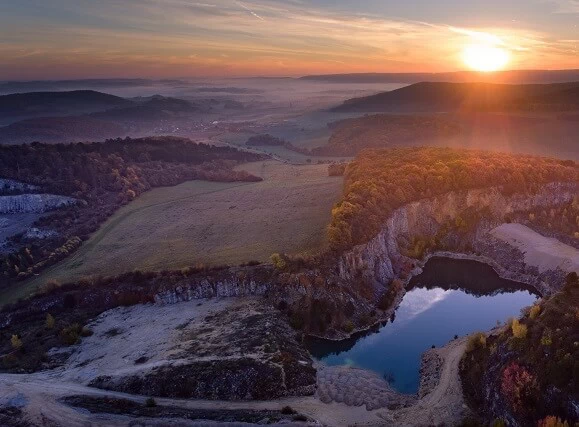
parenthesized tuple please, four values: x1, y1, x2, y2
(301, 69, 579, 84)
(331, 81, 579, 113)
(0, 90, 133, 119)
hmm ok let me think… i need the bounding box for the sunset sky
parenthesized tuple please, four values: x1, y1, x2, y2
(1, 0, 578, 79)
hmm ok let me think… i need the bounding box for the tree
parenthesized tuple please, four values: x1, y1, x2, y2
(10, 334, 22, 350)
(270, 253, 287, 270)
(500, 362, 537, 412)
(46, 313, 55, 329)
(537, 416, 570, 427)
(511, 319, 528, 339)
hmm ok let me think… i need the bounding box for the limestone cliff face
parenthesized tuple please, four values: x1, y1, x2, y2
(154, 277, 270, 304)
(337, 182, 578, 292)
(0, 194, 78, 214)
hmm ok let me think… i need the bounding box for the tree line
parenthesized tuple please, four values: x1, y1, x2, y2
(328, 147, 579, 251)
(0, 136, 265, 284)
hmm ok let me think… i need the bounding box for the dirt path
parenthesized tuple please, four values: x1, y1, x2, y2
(0, 338, 470, 426)
(386, 337, 471, 426)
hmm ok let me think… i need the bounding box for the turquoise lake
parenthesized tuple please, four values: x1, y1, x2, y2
(307, 257, 538, 394)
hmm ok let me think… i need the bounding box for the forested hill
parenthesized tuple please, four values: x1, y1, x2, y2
(332, 81, 579, 113)
(0, 90, 132, 120)
(0, 137, 266, 283)
(328, 147, 579, 251)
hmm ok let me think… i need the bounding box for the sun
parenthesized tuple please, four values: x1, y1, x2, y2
(462, 44, 510, 72)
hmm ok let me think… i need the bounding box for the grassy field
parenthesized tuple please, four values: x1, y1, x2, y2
(4, 161, 342, 303)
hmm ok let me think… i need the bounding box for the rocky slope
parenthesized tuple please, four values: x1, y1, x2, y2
(338, 182, 577, 296)
(460, 275, 579, 426)
(0, 194, 78, 214)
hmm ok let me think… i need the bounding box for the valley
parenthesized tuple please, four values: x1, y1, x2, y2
(17, 161, 341, 298)
(0, 79, 577, 427)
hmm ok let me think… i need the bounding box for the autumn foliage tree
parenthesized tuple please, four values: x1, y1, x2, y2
(500, 362, 538, 413)
(328, 147, 578, 251)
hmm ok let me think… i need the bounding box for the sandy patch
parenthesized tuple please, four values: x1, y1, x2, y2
(490, 223, 579, 274)
(60, 298, 235, 384)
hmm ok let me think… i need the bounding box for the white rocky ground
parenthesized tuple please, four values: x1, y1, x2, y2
(0, 194, 78, 214)
(490, 223, 579, 274)
(0, 297, 472, 426)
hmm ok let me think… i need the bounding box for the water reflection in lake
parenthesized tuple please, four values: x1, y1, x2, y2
(307, 257, 538, 394)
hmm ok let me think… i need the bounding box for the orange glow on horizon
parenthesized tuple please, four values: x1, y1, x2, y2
(463, 44, 511, 72)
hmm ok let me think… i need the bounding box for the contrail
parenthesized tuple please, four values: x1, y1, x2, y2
(235, 1, 264, 20)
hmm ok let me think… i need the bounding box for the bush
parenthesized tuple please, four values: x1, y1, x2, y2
(500, 362, 537, 413)
(342, 321, 354, 333)
(377, 279, 403, 310)
(46, 313, 55, 329)
(466, 332, 487, 353)
(10, 335, 22, 350)
(145, 397, 157, 408)
(529, 305, 541, 320)
(60, 323, 83, 345)
(537, 416, 570, 427)
(281, 406, 296, 415)
(511, 319, 528, 339)
(270, 253, 287, 270)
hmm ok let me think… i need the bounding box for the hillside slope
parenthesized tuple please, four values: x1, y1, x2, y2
(460, 273, 579, 426)
(0, 90, 132, 121)
(332, 82, 579, 113)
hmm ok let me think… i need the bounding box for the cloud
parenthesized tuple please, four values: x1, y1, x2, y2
(543, 0, 579, 13)
(0, 0, 577, 78)
(235, 1, 265, 20)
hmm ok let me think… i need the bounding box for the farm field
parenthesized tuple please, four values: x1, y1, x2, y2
(9, 161, 342, 302)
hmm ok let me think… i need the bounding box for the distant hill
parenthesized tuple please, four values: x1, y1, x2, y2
(312, 114, 462, 156)
(332, 82, 579, 113)
(0, 116, 126, 144)
(0, 90, 133, 122)
(0, 94, 200, 143)
(301, 69, 579, 84)
(90, 95, 199, 121)
(0, 79, 188, 95)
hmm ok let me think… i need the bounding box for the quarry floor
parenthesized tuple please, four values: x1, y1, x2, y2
(2, 222, 575, 426)
(490, 223, 579, 274)
(0, 297, 471, 426)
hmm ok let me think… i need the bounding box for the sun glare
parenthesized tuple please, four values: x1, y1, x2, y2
(463, 44, 510, 72)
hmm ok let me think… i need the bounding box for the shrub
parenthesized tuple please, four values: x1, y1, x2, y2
(537, 416, 570, 427)
(511, 319, 528, 339)
(465, 332, 487, 353)
(145, 397, 157, 408)
(377, 279, 403, 310)
(529, 305, 541, 320)
(500, 362, 537, 413)
(270, 253, 287, 270)
(10, 335, 22, 350)
(80, 327, 93, 337)
(342, 321, 354, 333)
(46, 313, 55, 329)
(281, 406, 296, 415)
(60, 323, 82, 345)
(541, 330, 553, 346)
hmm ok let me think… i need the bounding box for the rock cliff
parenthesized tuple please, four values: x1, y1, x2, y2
(338, 182, 577, 295)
